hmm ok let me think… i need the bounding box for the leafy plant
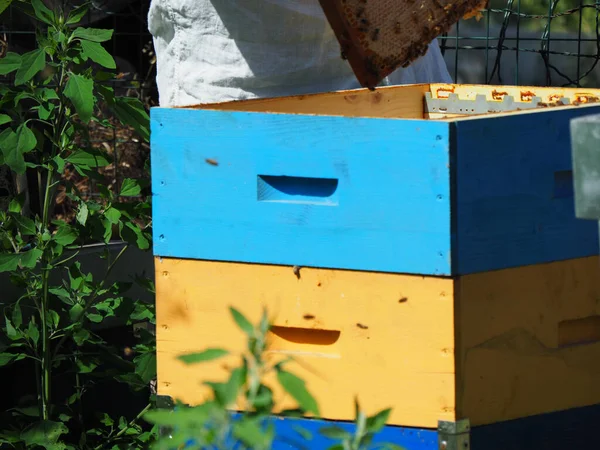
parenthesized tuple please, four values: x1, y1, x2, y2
(145, 308, 404, 450)
(0, 1, 155, 448)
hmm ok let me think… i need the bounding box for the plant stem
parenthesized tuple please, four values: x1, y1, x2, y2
(39, 164, 55, 421)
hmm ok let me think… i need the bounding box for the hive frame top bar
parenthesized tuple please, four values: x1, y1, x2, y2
(171, 84, 600, 122)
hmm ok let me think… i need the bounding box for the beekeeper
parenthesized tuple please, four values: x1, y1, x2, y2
(148, 0, 453, 107)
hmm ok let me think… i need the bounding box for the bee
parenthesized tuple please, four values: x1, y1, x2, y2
(356, 323, 369, 329)
(205, 158, 218, 166)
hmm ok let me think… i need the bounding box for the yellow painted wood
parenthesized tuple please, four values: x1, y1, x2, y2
(155, 257, 456, 428)
(156, 256, 600, 428)
(178, 83, 600, 122)
(182, 84, 430, 119)
(457, 256, 600, 426)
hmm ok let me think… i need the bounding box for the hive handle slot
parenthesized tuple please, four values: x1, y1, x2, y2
(557, 315, 600, 347)
(257, 175, 339, 205)
(269, 325, 341, 346)
(553, 170, 574, 199)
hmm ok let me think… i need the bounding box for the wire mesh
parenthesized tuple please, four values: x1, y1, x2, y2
(441, 0, 600, 87)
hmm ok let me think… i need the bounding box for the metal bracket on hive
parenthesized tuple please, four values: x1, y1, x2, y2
(571, 113, 600, 247)
(317, 0, 489, 89)
(155, 395, 175, 439)
(438, 419, 471, 450)
(424, 92, 571, 115)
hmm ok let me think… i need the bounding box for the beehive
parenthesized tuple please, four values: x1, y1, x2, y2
(152, 84, 600, 447)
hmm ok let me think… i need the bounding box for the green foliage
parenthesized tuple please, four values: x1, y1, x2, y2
(0, 1, 155, 449)
(145, 309, 404, 450)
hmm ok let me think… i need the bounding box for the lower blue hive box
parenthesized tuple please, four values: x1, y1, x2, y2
(151, 83, 600, 449)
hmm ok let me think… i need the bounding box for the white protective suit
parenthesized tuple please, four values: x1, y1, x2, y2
(148, 0, 453, 107)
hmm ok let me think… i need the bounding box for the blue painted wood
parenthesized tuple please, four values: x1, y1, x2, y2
(471, 403, 600, 450)
(151, 108, 452, 275)
(175, 403, 600, 449)
(151, 104, 600, 275)
(177, 414, 438, 450)
(454, 106, 600, 274)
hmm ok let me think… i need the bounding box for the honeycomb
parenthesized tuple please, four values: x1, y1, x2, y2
(318, 0, 488, 88)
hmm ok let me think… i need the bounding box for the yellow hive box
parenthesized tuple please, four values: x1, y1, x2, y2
(155, 256, 600, 429)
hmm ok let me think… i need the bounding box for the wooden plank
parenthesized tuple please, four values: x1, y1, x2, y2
(453, 104, 600, 274)
(155, 257, 456, 428)
(151, 108, 452, 276)
(457, 256, 600, 426)
(183, 84, 430, 119)
(226, 413, 439, 450)
(470, 404, 600, 450)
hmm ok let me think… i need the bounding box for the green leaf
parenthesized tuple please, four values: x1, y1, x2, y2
(5, 315, 18, 340)
(9, 192, 27, 213)
(64, 73, 94, 123)
(73, 328, 89, 346)
(16, 124, 36, 155)
(76, 203, 88, 226)
(0, 113, 11, 125)
(69, 303, 83, 322)
(0, 253, 20, 272)
(232, 418, 270, 449)
(230, 307, 254, 336)
(134, 352, 156, 384)
(177, 348, 229, 365)
(252, 384, 274, 412)
(0, 352, 16, 367)
(366, 408, 392, 433)
(120, 222, 149, 250)
(12, 303, 22, 328)
(80, 40, 116, 69)
(67, 4, 88, 25)
(66, 148, 110, 168)
(292, 425, 313, 441)
(277, 370, 319, 416)
(0, 52, 22, 75)
(38, 102, 55, 120)
(85, 313, 103, 323)
(53, 224, 78, 246)
(103, 207, 121, 224)
(27, 319, 39, 346)
(31, 0, 55, 25)
(20, 420, 68, 448)
(0, 128, 25, 174)
(319, 426, 351, 440)
(48, 310, 60, 329)
(222, 366, 246, 407)
(0, 0, 13, 16)
(12, 213, 36, 235)
(111, 97, 150, 141)
(120, 178, 141, 197)
(72, 27, 113, 43)
(15, 49, 46, 86)
(20, 248, 43, 269)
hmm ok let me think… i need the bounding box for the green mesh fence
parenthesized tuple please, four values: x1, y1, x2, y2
(440, 0, 600, 87)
